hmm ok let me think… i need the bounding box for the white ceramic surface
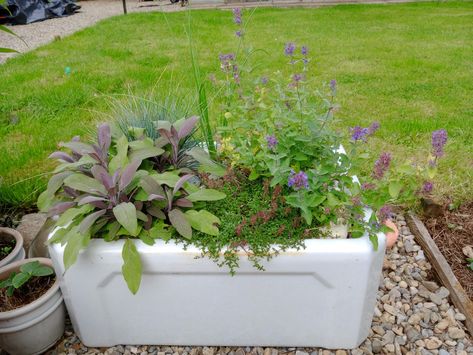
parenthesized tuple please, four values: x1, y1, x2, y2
(49, 234, 386, 349)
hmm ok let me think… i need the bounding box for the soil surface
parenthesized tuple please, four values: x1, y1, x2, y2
(424, 202, 473, 300)
(0, 275, 55, 312)
(0, 233, 15, 261)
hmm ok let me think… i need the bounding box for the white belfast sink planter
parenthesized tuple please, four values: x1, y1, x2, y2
(48, 234, 386, 349)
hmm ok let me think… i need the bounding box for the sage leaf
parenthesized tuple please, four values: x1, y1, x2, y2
(185, 210, 220, 236)
(122, 239, 142, 294)
(187, 189, 226, 202)
(113, 202, 139, 236)
(64, 174, 107, 195)
(169, 209, 192, 239)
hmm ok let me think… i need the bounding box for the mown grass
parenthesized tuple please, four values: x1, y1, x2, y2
(0, 1, 472, 207)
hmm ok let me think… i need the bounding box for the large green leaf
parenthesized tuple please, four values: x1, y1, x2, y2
(32, 266, 54, 277)
(113, 202, 139, 236)
(168, 209, 192, 239)
(151, 172, 180, 187)
(187, 189, 226, 202)
(64, 174, 107, 195)
(389, 181, 403, 199)
(122, 239, 142, 294)
(12, 272, 30, 289)
(20, 261, 40, 274)
(56, 204, 93, 227)
(187, 147, 225, 176)
(109, 135, 129, 173)
(63, 228, 86, 269)
(129, 147, 164, 162)
(185, 210, 220, 236)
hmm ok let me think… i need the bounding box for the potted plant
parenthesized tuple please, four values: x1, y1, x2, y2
(0, 227, 25, 268)
(0, 258, 66, 355)
(42, 9, 447, 349)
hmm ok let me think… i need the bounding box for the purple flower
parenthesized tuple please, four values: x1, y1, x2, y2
(288, 170, 309, 191)
(266, 135, 278, 150)
(350, 126, 369, 142)
(422, 181, 433, 193)
(261, 76, 268, 85)
(330, 79, 337, 95)
(284, 42, 296, 56)
(431, 129, 447, 158)
(378, 205, 392, 222)
(292, 73, 303, 83)
(219, 53, 235, 73)
(235, 30, 243, 37)
(233, 8, 242, 25)
(372, 152, 391, 180)
(301, 46, 308, 56)
(367, 121, 380, 135)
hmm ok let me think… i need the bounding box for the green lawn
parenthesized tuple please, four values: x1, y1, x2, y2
(0, 1, 472, 207)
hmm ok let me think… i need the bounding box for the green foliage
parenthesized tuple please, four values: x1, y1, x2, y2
(40, 119, 225, 294)
(213, 8, 448, 249)
(0, 261, 53, 297)
(467, 258, 473, 271)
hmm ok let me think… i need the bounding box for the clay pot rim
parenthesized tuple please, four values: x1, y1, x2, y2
(0, 227, 24, 267)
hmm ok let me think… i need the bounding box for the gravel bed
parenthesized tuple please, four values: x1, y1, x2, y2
(46, 214, 472, 355)
(0, 0, 182, 63)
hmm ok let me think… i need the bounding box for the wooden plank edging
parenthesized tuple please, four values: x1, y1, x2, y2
(406, 212, 473, 336)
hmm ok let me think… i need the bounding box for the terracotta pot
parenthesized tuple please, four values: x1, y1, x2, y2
(384, 219, 400, 248)
(0, 227, 25, 269)
(0, 257, 66, 355)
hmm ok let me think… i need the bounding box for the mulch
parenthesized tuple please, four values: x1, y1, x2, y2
(424, 202, 473, 300)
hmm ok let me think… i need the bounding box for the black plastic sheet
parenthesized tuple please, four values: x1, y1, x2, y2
(0, 0, 80, 25)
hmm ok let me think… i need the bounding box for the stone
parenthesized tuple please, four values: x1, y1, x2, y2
(438, 350, 449, 355)
(415, 250, 425, 261)
(406, 326, 421, 342)
(334, 351, 346, 355)
(384, 344, 395, 353)
(372, 325, 385, 336)
(382, 330, 395, 346)
(422, 281, 439, 292)
(455, 312, 467, 321)
(399, 281, 408, 288)
(435, 319, 449, 331)
(16, 213, 47, 253)
(448, 327, 466, 340)
(462, 245, 473, 259)
(404, 240, 414, 253)
(395, 335, 406, 346)
(295, 352, 308, 355)
(424, 337, 442, 350)
(383, 304, 397, 316)
(372, 340, 383, 353)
